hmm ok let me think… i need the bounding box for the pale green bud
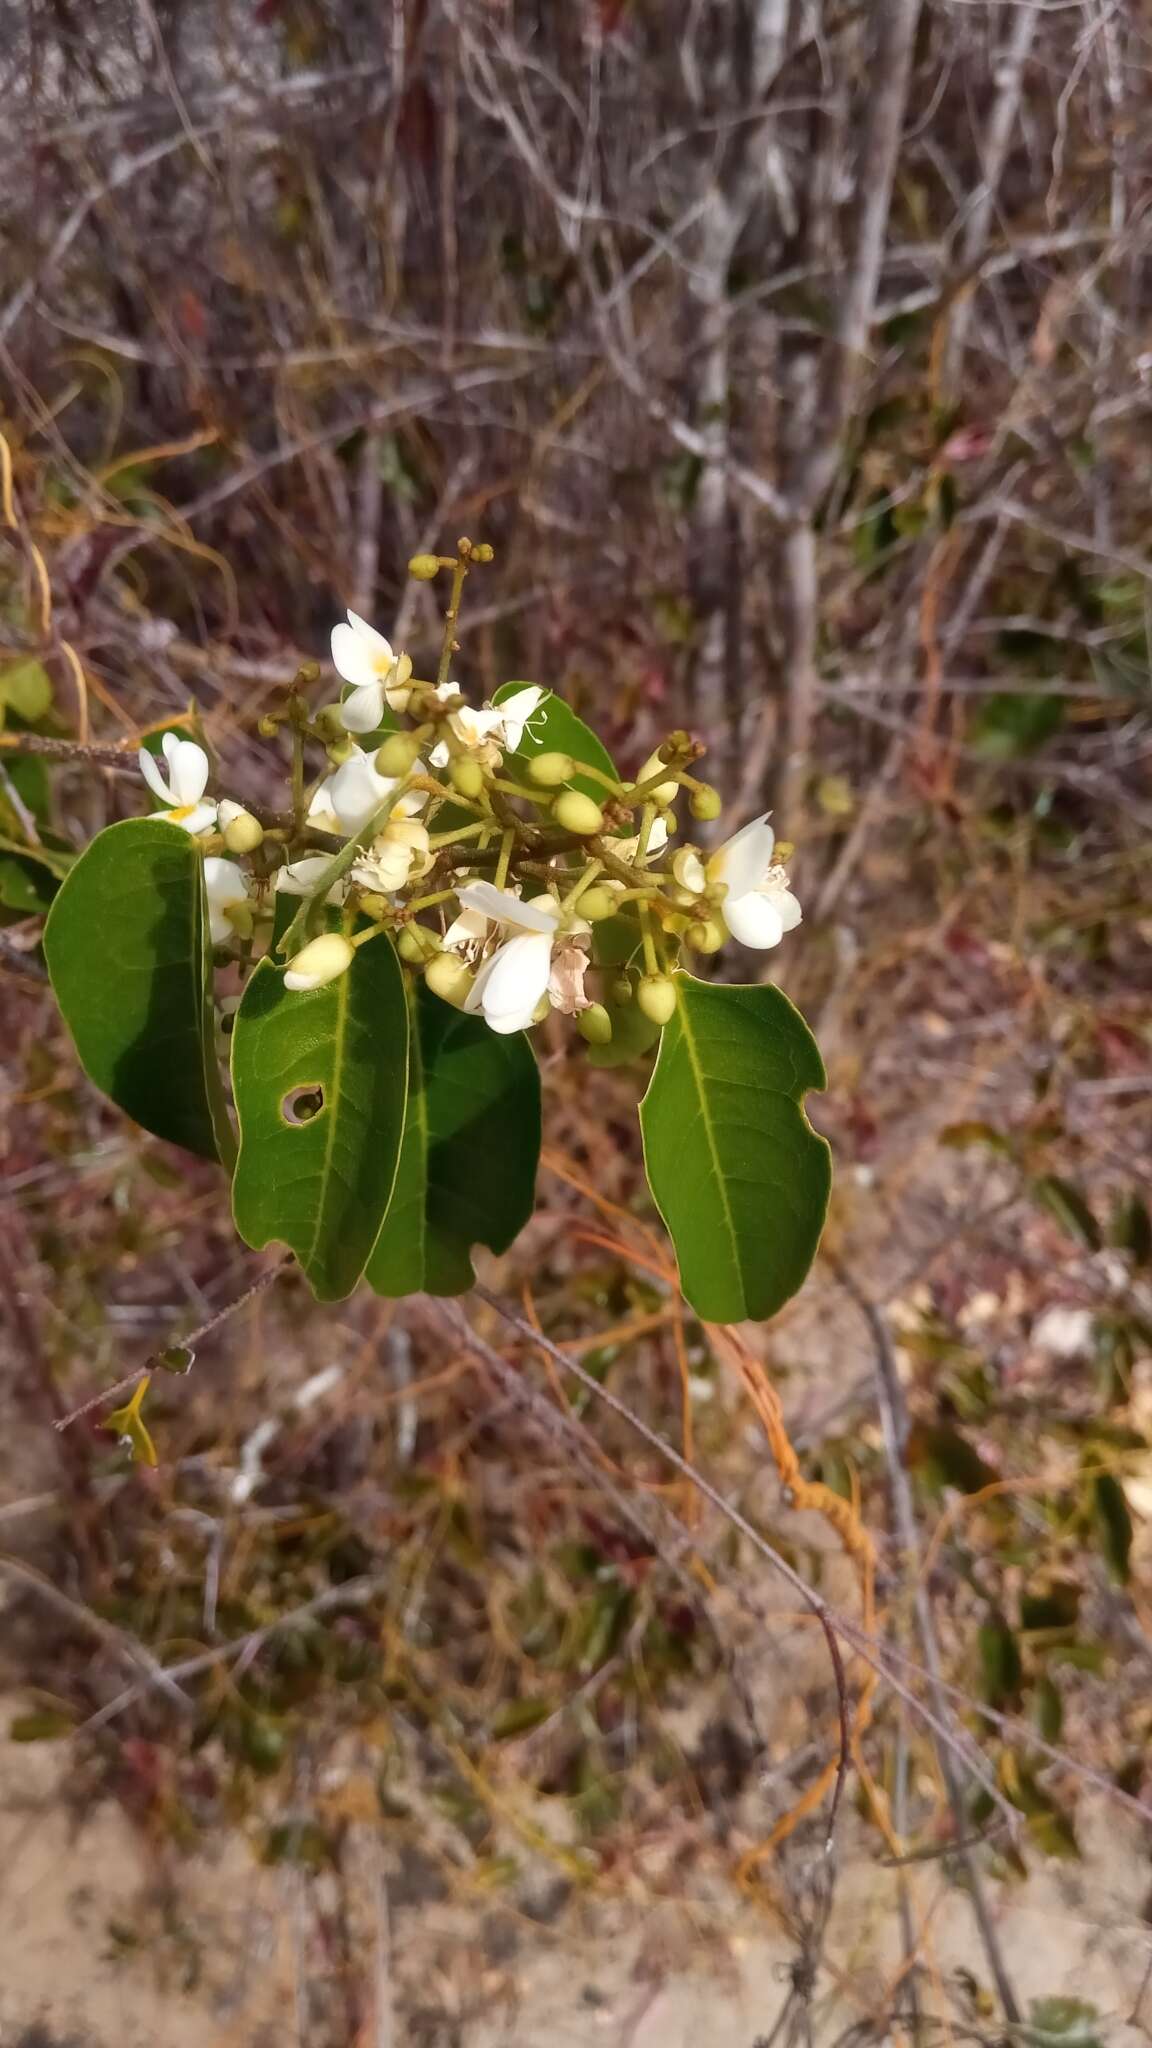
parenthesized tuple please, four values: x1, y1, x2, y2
(396, 924, 438, 963)
(553, 791, 605, 836)
(578, 1004, 613, 1046)
(313, 701, 347, 739)
(375, 732, 422, 778)
(471, 542, 495, 564)
(408, 553, 441, 581)
(689, 784, 722, 822)
(357, 891, 390, 920)
(638, 750, 679, 806)
(283, 933, 354, 992)
(425, 952, 474, 1007)
(220, 805, 264, 856)
(527, 751, 576, 788)
(611, 975, 634, 1004)
(450, 756, 486, 800)
(577, 885, 618, 922)
(326, 736, 358, 766)
(636, 974, 677, 1026)
(686, 917, 725, 953)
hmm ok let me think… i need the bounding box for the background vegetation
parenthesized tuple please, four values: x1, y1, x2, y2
(1, 2, 1150, 2042)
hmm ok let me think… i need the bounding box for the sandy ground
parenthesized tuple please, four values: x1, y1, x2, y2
(2, 1701, 1149, 2048)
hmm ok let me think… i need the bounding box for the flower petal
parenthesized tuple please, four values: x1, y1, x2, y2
(139, 746, 173, 806)
(773, 885, 803, 933)
(458, 881, 559, 933)
(710, 814, 775, 901)
(322, 750, 397, 835)
(331, 620, 382, 688)
(166, 739, 210, 807)
(498, 685, 548, 749)
(275, 856, 348, 904)
(442, 905, 490, 951)
(339, 681, 385, 734)
(202, 856, 247, 907)
(469, 931, 552, 1030)
(722, 888, 785, 949)
(170, 800, 218, 836)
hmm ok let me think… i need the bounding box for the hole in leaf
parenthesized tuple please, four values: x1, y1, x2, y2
(281, 1083, 325, 1126)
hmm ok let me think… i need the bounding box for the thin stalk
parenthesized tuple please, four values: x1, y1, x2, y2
(436, 553, 469, 690)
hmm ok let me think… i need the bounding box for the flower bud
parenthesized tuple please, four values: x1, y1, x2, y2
(313, 701, 347, 739)
(450, 756, 486, 800)
(283, 932, 355, 993)
(578, 1003, 613, 1046)
(689, 784, 722, 822)
(611, 974, 633, 1004)
(219, 804, 265, 855)
(425, 952, 474, 1007)
(672, 846, 707, 893)
(527, 751, 576, 788)
(553, 791, 605, 836)
(636, 974, 677, 1026)
(471, 542, 495, 563)
(408, 553, 441, 580)
(397, 924, 439, 963)
(638, 750, 679, 806)
(577, 885, 618, 922)
(326, 736, 358, 766)
(257, 714, 280, 738)
(686, 917, 725, 953)
(375, 732, 422, 778)
(357, 891, 390, 920)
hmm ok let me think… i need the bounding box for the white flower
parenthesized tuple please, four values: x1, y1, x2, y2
(613, 813, 670, 864)
(457, 881, 588, 1034)
(351, 818, 431, 894)
(497, 684, 548, 749)
(331, 610, 414, 730)
(442, 902, 492, 955)
(307, 746, 427, 838)
(139, 733, 217, 835)
(284, 931, 355, 993)
(201, 857, 250, 945)
(707, 814, 802, 950)
(275, 855, 348, 905)
(428, 682, 549, 770)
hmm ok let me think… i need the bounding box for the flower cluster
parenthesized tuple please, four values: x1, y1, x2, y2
(136, 544, 802, 1045)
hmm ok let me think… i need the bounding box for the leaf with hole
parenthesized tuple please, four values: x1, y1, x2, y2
(367, 982, 540, 1297)
(230, 933, 409, 1301)
(43, 818, 235, 1163)
(639, 973, 830, 1322)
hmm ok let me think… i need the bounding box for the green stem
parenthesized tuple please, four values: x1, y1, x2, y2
(275, 790, 408, 959)
(428, 819, 489, 852)
(436, 554, 470, 691)
(559, 859, 603, 915)
(639, 903, 659, 977)
(494, 827, 515, 891)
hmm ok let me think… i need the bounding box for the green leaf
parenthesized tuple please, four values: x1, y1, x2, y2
(493, 683, 618, 802)
(0, 850, 60, 916)
(230, 935, 409, 1301)
(44, 819, 235, 1164)
(0, 658, 53, 722)
(978, 1609, 1022, 1708)
(367, 982, 540, 1297)
(639, 974, 830, 1322)
(971, 690, 1065, 759)
(585, 973, 663, 1069)
(1031, 1173, 1101, 1250)
(1091, 1471, 1132, 1584)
